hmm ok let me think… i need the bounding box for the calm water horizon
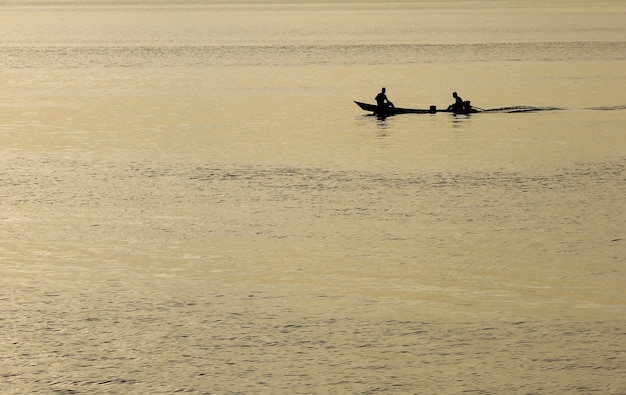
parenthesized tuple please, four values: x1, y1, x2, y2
(1, 1, 625, 393)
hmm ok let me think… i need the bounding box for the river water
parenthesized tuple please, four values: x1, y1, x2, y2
(1, 1, 625, 394)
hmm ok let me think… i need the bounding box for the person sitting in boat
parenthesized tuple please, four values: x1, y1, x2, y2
(447, 91, 471, 113)
(375, 87, 394, 114)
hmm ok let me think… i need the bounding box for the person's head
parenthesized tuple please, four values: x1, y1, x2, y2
(452, 92, 458, 98)
(382, 87, 386, 93)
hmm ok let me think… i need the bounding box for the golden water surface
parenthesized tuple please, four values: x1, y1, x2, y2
(1, 1, 625, 393)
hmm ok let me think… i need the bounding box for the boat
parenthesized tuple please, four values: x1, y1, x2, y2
(354, 101, 481, 116)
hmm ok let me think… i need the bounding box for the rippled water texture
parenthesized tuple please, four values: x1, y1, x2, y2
(1, 1, 625, 394)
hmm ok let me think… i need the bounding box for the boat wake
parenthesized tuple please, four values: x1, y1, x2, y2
(482, 105, 626, 113)
(483, 106, 563, 113)
(585, 105, 626, 111)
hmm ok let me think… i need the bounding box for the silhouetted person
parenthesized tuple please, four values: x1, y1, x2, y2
(448, 91, 464, 112)
(375, 87, 394, 115)
(447, 91, 473, 113)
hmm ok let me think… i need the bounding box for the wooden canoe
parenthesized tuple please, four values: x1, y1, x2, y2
(354, 101, 480, 115)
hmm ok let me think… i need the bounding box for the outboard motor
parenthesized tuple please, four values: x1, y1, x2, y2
(463, 100, 472, 113)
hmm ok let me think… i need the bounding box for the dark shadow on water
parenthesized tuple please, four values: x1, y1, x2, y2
(450, 113, 472, 128)
(375, 115, 392, 133)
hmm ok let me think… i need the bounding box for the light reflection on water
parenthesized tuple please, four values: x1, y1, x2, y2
(3, 41, 626, 70)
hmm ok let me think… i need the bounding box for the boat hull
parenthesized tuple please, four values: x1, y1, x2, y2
(354, 101, 479, 115)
